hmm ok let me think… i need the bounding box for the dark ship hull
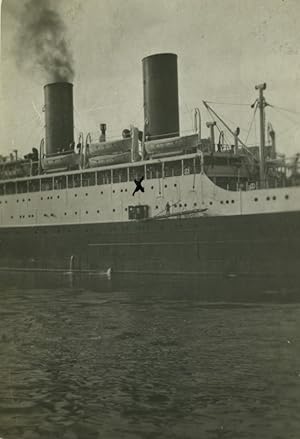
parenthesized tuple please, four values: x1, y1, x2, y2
(1, 210, 299, 283)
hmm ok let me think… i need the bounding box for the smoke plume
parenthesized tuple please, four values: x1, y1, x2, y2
(15, 0, 74, 82)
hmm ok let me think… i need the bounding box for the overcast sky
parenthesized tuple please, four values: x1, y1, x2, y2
(1, 0, 300, 157)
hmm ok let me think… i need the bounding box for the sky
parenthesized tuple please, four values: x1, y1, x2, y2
(1, 0, 300, 157)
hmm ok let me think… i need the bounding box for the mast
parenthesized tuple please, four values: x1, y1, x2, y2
(255, 82, 267, 187)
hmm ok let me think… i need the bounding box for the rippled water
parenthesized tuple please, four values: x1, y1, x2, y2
(0, 276, 300, 439)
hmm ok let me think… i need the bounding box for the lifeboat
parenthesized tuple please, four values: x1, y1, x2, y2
(42, 151, 80, 172)
(88, 138, 131, 158)
(88, 152, 131, 168)
(144, 133, 199, 157)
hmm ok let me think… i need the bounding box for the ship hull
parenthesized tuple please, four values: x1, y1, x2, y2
(0, 211, 299, 285)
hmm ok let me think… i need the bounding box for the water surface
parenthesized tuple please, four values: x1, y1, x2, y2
(0, 276, 300, 438)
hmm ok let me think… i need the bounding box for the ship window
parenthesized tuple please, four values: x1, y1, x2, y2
(285, 194, 289, 199)
(54, 176, 66, 190)
(183, 158, 194, 175)
(129, 166, 144, 181)
(67, 174, 80, 188)
(74, 174, 81, 187)
(146, 163, 162, 179)
(5, 182, 16, 195)
(97, 170, 111, 185)
(29, 179, 40, 192)
(0, 184, 4, 196)
(272, 196, 276, 200)
(67, 175, 73, 188)
(254, 197, 258, 202)
(113, 168, 127, 183)
(82, 172, 96, 187)
(17, 181, 28, 194)
(164, 160, 181, 177)
(41, 177, 53, 191)
(266, 196, 270, 201)
(195, 155, 202, 173)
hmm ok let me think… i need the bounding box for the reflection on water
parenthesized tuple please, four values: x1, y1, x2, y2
(0, 274, 300, 438)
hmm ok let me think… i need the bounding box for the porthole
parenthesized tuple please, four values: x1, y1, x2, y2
(5, 201, 7, 204)
(174, 183, 177, 187)
(174, 204, 177, 208)
(101, 191, 103, 195)
(272, 196, 276, 200)
(124, 208, 127, 211)
(220, 201, 224, 204)
(179, 204, 182, 207)
(226, 200, 229, 204)
(125, 189, 127, 192)
(64, 213, 67, 216)
(231, 200, 235, 204)
(113, 190, 115, 193)
(86, 211, 88, 214)
(97, 210, 100, 213)
(151, 186, 154, 189)
(85, 193, 88, 197)
(209, 201, 213, 205)
(113, 209, 115, 212)
(285, 194, 289, 200)
(184, 203, 187, 207)
(50, 196, 53, 200)
(266, 196, 270, 201)
(17, 200, 19, 203)
(121, 189, 123, 192)
(11, 216, 13, 219)
(57, 195, 60, 199)
(254, 198, 258, 202)
(75, 211, 78, 215)
(156, 206, 158, 209)
(41, 197, 43, 200)
(194, 202, 197, 206)
(28, 198, 31, 202)
(22, 199, 25, 202)
(75, 194, 78, 198)
(164, 184, 167, 188)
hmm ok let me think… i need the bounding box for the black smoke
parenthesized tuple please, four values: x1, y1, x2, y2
(15, 0, 74, 82)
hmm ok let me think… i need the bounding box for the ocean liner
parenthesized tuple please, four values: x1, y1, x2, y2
(1, 53, 300, 281)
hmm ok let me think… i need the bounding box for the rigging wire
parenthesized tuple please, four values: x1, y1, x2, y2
(204, 100, 251, 107)
(269, 104, 300, 116)
(269, 105, 300, 128)
(245, 102, 258, 145)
